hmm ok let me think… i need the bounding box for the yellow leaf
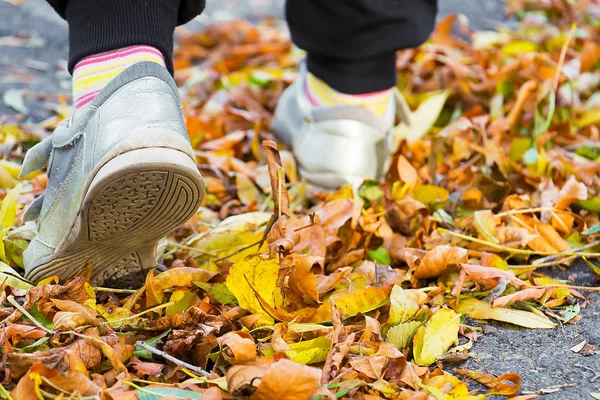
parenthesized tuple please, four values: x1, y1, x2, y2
(0, 261, 32, 290)
(191, 212, 271, 263)
(236, 173, 261, 205)
(387, 321, 422, 349)
(453, 297, 556, 329)
(420, 374, 475, 399)
(473, 210, 499, 244)
(413, 308, 460, 366)
(535, 277, 571, 299)
(392, 90, 449, 150)
(388, 285, 420, 324)
(412, 184, 449, 205)
(577, 107, 600, 128)
(262, 336, 332, 365)
(312, 287, 390, 323)
(166, 291, 197, 316)
(226, 255, 279, 323)
(500, 40, 537, 56)
(0, 183, 21, 229)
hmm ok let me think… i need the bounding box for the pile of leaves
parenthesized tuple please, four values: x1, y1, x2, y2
(0, 0, 600, 398)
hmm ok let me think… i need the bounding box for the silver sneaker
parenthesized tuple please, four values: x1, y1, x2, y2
(273, 62, 411, 189)
(21, 62, 205, 284)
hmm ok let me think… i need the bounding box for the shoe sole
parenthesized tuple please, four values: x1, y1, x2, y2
(26, 146, 205, 285)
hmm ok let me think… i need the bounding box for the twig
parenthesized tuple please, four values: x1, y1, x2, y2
(439, 228, 600, 258)
(94, 287, 138, 294)
(135, 340, 211, 377)
(6, 295, 54, 335)
(574, 364, 600, 383)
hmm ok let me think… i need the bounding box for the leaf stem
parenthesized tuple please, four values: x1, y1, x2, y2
(6, 295, 54, 335)
(135, 340, 211, 377)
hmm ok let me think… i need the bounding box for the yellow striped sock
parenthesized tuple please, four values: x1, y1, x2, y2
(72, 45, 165, 109)
(305, 72, 393, 116)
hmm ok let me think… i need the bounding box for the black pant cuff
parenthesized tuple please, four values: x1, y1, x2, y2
(306, 52, 397, 94)
(65, 0, 181, 75)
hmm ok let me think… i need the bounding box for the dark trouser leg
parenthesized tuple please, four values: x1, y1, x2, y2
(286, 0, 438, 94)
(45, 0, 206, 74)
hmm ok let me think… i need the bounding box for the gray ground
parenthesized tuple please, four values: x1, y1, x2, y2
(0, 1, 599, 399)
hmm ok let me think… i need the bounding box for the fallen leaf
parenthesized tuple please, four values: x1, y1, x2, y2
(226, 255, 279, 323)
(252, 359, 321, 400)
(453, 297, 556, 329)
(413, 308, 460, 366)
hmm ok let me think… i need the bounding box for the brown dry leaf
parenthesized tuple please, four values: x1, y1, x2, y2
(251, 359, 321, 400)
(454, 369, 521, 396)
(217, 331, 257, 364)
(263, 139, 290, 217)
(555, 176, 587, 210)
(411, 246, 468, 279)
(154, 267, 216, 288)
(397, 155, 420, 189)
(288, 255, 321, 306)
(492, 286, 551, 308)
(22, 277, 93, 310)
(460, 263, 527, 287)
(316, 267, 352, 295)
(145, 269, 165, 308)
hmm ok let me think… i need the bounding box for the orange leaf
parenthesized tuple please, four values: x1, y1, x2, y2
(217, 331, 257, 365)
(460, 264, 527, 287)
(491, 287, 550, 308)
(454, 369, 521, 396)
(412, 246, 468, 279)
(252, 359, 321, 400)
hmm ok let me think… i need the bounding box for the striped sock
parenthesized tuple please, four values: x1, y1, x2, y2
(304, 71, 394, 118)
(72, 45, 165, 109)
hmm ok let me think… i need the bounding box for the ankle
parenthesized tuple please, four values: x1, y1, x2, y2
(72, 45, 165, 109)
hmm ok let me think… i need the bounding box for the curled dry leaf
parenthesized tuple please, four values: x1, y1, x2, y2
(217, 331, 257, 364)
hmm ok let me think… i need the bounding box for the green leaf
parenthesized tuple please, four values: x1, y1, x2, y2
(562, 304, 580, 323)
(359, 182, 384, 203)
(367, 247, 391, 265)
(583, 224, 600, 236)
(386, 321, 422, 349)
(574, 198, 600, 213)
(133, 329, 171, 360)
(26, 302, 53, 328)
(137, 387, 202, 400)
(195, 282, 238, 305)
(166, 291, 196, 317)
(16, 337, 49, 353)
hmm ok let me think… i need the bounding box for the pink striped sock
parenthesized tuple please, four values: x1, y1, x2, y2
(72, 45, 165, 109)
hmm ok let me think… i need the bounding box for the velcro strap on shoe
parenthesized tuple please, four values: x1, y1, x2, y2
(19, 138, 52, 179)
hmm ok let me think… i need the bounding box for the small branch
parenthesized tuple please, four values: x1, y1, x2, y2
(135, 340, 211, 377)
(439, 228, 600, 258)
(94, 287, 138, 294)
(7, 295, 54, 335)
